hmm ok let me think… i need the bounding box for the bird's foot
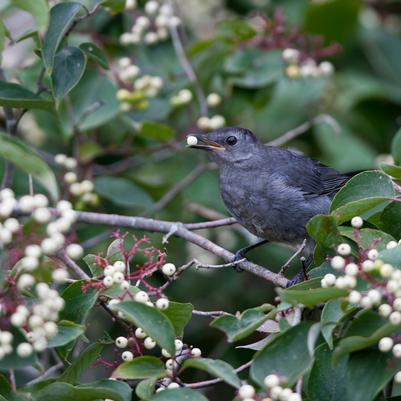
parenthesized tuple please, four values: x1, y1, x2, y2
(231, 250, 246, 272)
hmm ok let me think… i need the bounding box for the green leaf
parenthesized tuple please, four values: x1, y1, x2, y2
(332, 197, 393, 225)
(0, 132, 58, 200)
(112, 356, 166, 380)
(79, 42, 109, 69)
(12, 0, 49, 31)
(321, 299, 345, 350)
(217, 20, 257, 41)
(150, 388, 209, 401)
(136, 378, 157, 400)
(210, 306, 271, 342)
(224, 49, 282, 89)
(346, 349, 401, 401)
(392, 128, 401, 165)
(60, 280, 98, 324)
(60, 71, 119, 134)
(94, 176, 153, 209)
(307, 214, 342, 248)
(379, 202, 401, 241)
(330, 171, 395, 212)
(36, 382, 125, 401)
(138, 121, 176, 142)
(110, 301, 176, 355)
(47, 320, 84, 348)
(339, 227, 395, 252)
(308, 343, 348, 401)
(60, 343, 104, 384)
(378, 245, 401, 268)
(42, 2, 82, 71)
(162, 302, 193, 337)
(250, 321, 315, 386)
(83, 254, 103, 277)
(181, 357, 240, 388)
(277, 284, 348, 308)
(0, 81, 53, 111)
(333, 310, 400, 363)
(52, 47, 87, 101)
(101, 0, 126, 13)
(304, 0, 360, 43)
(380, 163, 401, 179)
(79, 380, 132, 401)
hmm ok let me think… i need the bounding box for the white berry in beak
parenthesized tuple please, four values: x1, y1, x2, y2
(186, 135, 198, 146)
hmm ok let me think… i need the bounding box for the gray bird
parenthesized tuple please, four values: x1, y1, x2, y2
(186, 126, 353, 283)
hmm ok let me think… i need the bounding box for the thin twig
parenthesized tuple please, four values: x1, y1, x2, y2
(192, 310, 230, 317)
(168, 3, 208, 116)
(147, 163, 210, 214)
(267, 114, 341, 147)
(184, 360, 252, 388)
(57, 251, 90, 280)
(9, 369, 16, 391)
(278, 239, 307, 275)
(65, 2, 102, 37)
(26, 362, 64, 385)
(194, 258, 246, 270)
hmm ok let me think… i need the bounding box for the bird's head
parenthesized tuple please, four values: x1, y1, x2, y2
(186, 127, 259, 165)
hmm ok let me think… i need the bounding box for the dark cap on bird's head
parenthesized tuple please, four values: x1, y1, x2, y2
(186, 127, 259, 164)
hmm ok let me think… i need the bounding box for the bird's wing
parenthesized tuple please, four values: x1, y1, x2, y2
(267, 147, 352, 198)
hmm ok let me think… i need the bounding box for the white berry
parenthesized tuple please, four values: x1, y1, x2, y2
(115, 336, 128, 348)
(144, 337, 156, 349)
(135, 327, 146, 339)
(66, 243, 83, 260)
(156, 298, 169, 310)
(191, 347, 201, 357)
(17, 342, 33, 358)
(337, 243, 351, 256)
(331, 256, 345, 270)
(351, 216, 363, 228)
(379, 337, 394, 352)
(134, 291, 149, 304)
(238, 384, 255, 399)
(122, 351, 134, 361)
(103, 276, 114, 287)
(162, 263, 176, 276)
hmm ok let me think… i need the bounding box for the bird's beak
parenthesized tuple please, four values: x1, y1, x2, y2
(186, 134, 225, 151)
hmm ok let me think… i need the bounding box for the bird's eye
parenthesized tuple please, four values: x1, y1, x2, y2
(225, 136, 237, 146)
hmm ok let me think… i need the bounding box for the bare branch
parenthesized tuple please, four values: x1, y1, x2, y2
(267, 114, 341, 147)
(60, 210, 288, 287)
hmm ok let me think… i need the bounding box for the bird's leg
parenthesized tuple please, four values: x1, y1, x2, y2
(232, 239, 269, 272)
(285, 254, 313, 288)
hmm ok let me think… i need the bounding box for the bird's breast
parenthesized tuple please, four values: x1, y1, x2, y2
(218, 168, 327, 244)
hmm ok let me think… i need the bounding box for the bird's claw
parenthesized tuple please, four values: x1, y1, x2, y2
(231, 251, 245, 272)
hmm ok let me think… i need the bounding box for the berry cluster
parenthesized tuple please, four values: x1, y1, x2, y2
(120, 1, 180, 46)
(55, 154, 97, 205)
(236, 374, 301, 401)
(282, 48, 334, 79)
(116, 74, 163, 112)
(9, 284, 63, 358)
(319, 215, 401, 381)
